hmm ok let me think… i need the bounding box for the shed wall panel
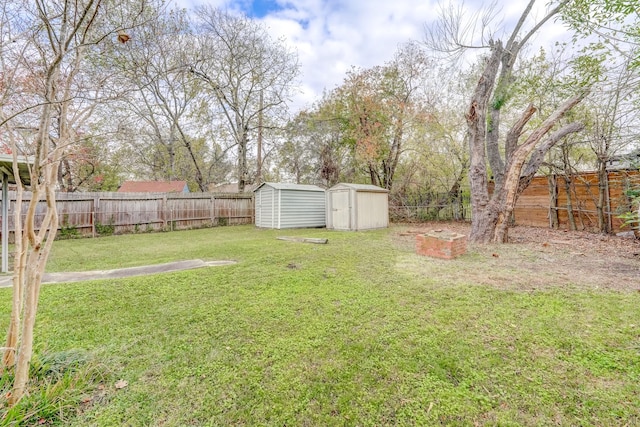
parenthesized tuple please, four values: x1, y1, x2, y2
(253, 183, 326, 229)
(278, 190, 326, 228)
(255, 189, 262, 226)
(355, 192, 389, 229)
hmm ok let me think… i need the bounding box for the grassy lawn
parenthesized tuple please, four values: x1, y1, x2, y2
(1, 225, 639, 425)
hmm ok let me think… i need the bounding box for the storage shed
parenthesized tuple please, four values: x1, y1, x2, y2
(254, 182, 326, 229)
(326, 183, 389, 231)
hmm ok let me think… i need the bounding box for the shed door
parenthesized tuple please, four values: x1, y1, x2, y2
(331, 190, 350, 230)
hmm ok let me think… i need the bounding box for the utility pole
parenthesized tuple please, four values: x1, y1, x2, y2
(256, 90, 263, 184)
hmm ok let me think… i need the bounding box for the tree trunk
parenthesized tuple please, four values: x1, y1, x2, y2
(485, 93, 587, 243)
(237, 127, 248, 192)
(467, 45, 502, 242)
(256, 90, 263, 184)
(10, 161, 60, 404)
(1, 152, 26, 372)
(470, 197, 502, 243)
(518, 123, 585, 194)
(369, 163, 379, 187)
(384, 116, 404, 191)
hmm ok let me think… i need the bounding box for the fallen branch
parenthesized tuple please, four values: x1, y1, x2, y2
(277, 237, 328, 244)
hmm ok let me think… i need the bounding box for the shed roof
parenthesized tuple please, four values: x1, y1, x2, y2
(118, 180, 188, 193)
(254, 182, 325, 192)
(330, 183, 389, 193)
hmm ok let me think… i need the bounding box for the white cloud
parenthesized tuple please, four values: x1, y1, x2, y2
(257, 0, 440, 110)
(174, 0, 572, 112)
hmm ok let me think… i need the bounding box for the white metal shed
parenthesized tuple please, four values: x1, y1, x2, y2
(254, 182, 326, 229)
(326, 183, 389, 231)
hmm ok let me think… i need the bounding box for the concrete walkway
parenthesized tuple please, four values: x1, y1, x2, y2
(0, 259, 237, 288)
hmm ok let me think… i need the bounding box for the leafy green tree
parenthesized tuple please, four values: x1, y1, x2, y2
(332, 42, 432, 191)
(279, 106, 351, 186)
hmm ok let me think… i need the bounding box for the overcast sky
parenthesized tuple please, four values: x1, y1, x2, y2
(175, 0, 570, 111)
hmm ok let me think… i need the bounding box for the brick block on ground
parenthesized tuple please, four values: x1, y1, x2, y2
(415, 229, 467, 260)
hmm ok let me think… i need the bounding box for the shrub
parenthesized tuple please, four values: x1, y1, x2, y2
(59, 215, 80, 240)
(95, 217, 115, 236)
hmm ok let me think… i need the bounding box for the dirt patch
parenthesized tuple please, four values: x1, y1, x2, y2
(393, 222, 640, 292)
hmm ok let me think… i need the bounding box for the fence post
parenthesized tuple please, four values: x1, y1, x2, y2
(161, 195, 167, 230)
(210, 195, 215, 226)
(605, 170, 613, 233)
(251, 193, 255, 224)
(92, 194, 100, 237)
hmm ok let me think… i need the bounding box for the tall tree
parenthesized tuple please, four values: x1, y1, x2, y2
(190, 7, 299, 192)
(584, 53, 640, 232)
(335, 42, 431, 190)
(111, 8, 221, 191)
(280, 106, 350, 186)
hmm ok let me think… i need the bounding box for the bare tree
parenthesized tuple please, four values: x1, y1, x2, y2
(112, 8, 222, 191)
(427, 0, 588, 243)
(586, 54, 640, 232)
(190, 7, 299, 192)
(0, 0, 153, 405)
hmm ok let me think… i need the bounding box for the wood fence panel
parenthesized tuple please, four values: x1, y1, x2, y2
(96, 194, 164, 234)
(166, 193, 217, 229)
(514, 170, 640, 232)
(0, 191, 254, 240)
(214, 194, 255, 225)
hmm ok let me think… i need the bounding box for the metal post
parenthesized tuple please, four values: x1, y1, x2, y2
(2, 173, 9, 273)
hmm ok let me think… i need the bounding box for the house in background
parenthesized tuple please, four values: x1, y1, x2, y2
(118, 180, 189, 193)
(606, 150, 640, 171)
(208, 182, 255, 193)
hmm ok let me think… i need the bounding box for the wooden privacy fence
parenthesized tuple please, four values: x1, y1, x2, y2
(514, 170, 640, 233)
(0, 191, 254, 240)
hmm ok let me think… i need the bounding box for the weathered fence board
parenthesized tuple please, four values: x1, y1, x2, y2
(0, 191, 254, 240)
(514, 170, 640, 232)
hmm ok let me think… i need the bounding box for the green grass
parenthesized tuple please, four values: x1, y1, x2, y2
(1, 225, 639, 425)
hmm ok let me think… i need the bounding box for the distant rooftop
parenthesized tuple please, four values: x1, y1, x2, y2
(209, 182, 255, 193)
(254, 182, 325, 192)
(118, 180, 189, 193)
